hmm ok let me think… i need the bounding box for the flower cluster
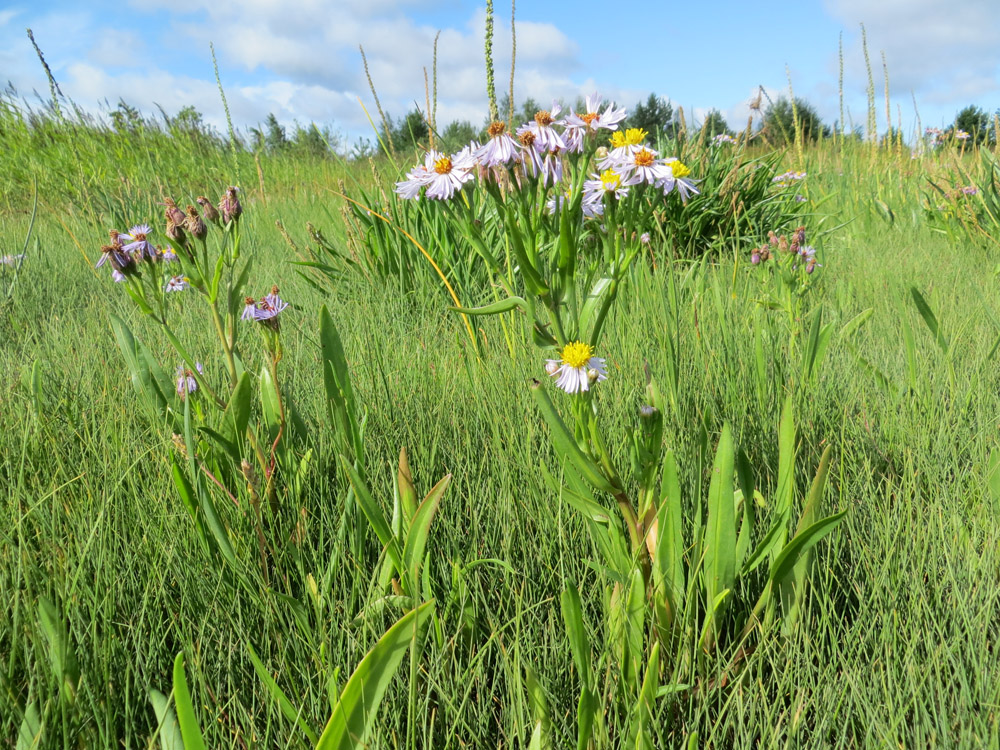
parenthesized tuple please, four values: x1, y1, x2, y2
(772, 170, 806, 187)
(393, 93, 694, 210)
(751, 227, 820, 274)
(96, 225, 176, 283)
(175, 362, 203, 399)
(242, 286, 289, 328)
(712, 133, 737, 146)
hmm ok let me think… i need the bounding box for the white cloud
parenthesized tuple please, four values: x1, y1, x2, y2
(825, 0, 1000, 103)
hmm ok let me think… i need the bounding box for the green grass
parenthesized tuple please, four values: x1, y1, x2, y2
(2, 103, 1000, 748)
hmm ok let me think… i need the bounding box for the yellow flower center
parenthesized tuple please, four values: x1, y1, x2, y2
(580, 112, 599, 125)
(519, 131, 536, 147)
(610, 128, 647, 148)
(670, 161, 691, 178)
(487, 121, 507, 137)
(600, 170, 621, 191)
(434, 156, 453, 174)
(634, 149, 655, 167)
(534, 110, 553, 127)
(560, 341, 593, 369)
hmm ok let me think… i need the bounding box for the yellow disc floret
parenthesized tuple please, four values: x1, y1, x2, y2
(610, 128, 648, 148)
(634, 148, 655, 167)
(670, 161, 691, 178)
(434, 156, 453, 174)
(600, 170, 622, 191)
(560, 341, 594, 369)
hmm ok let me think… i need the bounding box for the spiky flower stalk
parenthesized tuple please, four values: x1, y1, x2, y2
(484, 0, 498, 123)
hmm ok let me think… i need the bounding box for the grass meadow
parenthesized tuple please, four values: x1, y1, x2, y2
(3, 84, 1000, 749)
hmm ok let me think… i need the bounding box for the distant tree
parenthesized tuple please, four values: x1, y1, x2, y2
(700, 109, 732, 138)
(761, 96, 828, 145)
(291, 122, 332, 158)
(110, 99, 144, 133)
(383, 108, 429, 151)
(439, 119, 481, 152)
(264, 113, 288, 151)
(627, 94, 676, 140)
(954, 105, 990, 145)
(351, 136, 376, 160)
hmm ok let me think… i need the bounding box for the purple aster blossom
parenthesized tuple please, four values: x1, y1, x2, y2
(960, 185, 978, 196)
(176, 362, 203, 399)
(242, 286, 290, 328)
(424, 150, 475, 200)
(562, 93, 627, 152)
(96, 235, 130, 270)
(539, 149, 564, 187)
(165, 275, 190, 292)
(394, 152, 435, 199)
(112, 269, 126, 283)
(515, 104, 566, 153)
(712, 133, 737, 145)
(119, 224, 157, 260)
(475, 121, 520, 168)
(160, 246, 178, 262)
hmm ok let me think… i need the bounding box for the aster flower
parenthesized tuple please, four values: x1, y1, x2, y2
(600, 128, 651, 168)
(516, 130, 546, 178)
(562, 93, 627, 152)
(242, 286, 289, 328)
(539, 149, 564, 186)
(425, 150, 475, 200)
(394, 158, 432, 199)
(544, 341, 608, 394)
(582, 169, 629, 217)
(475, 121, 520, 168)
(96, 236, 130, 271)
(160, 246, 178, 262)
(772, 170, 806, 186)
(617, 146, 672, 187)
(515, 105, 566, 153)
(662, 160, 700, 200)
(112, 269, 126, 283)
(712, 133, 737, 145)
(955, 129, 970, 141)
(176, 362, 203, 399)
(119, 224, 156, 260)
(165, 275, 190, 292)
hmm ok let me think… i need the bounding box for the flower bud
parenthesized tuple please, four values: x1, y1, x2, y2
(587, 368, 600, 384)
(196, 196, 220, 224)
(184, 206, 207, 241)
(163, 198, 185, 226)
(165, 218, 186, 243)
(219, 186, 242, 223)
(639, 405, 658, 419)
(596, 146, 608, 159)
(545, 361, 560, 376)
(751, 251, 761, 265)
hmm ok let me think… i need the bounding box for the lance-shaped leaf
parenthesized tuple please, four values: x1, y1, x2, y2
(448, 296, 529, 315)
(341, 457, 404, 574)
(171, 653, 206, 750)
(703, 422, 736, 643)
(529, 381, 617, 494)
(316, 600, 435, 749)
(769, 511, 848, 587)
(911, 286, 949, 353)
(402, 474, 450, 592)
(148, 690, 183, 750)
(247, 644, 318, 744)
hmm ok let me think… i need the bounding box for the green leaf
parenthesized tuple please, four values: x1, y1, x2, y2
(697, 589, 731, 654)
(402, 474, 450, 592)
(148, 689, 184, 750)
(38, 597, 78, 701)
(319, 306, 356, 409)
(224, 372, 253, 443)
(910, 287, 949, 353)
(539, 460, 611, 523)
(524, 665, 551, 746)
(987, 449, 1000, 509)
(704, 423, 736, 643)
(839, 308, 873, 339)
(624, 567, 646, 689)
(259, 364, 282, 444)
(529, 381, 617, 494)
(769, 511, 848, 586)
(772, 394, 796, 560)
(16, 701, 41, 750)
(653, 451, 684, 624)
(578, 277, 613, 341)
(172, 653, 207, 750)
(247, 644, 319, 744)
(316, 601, 435, 750)
(341, 457, 403, 575)
(448, 296, 528, 315)
(560, 584, 591, 688)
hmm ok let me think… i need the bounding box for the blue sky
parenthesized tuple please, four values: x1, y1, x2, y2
(2, 0, 999, 147)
